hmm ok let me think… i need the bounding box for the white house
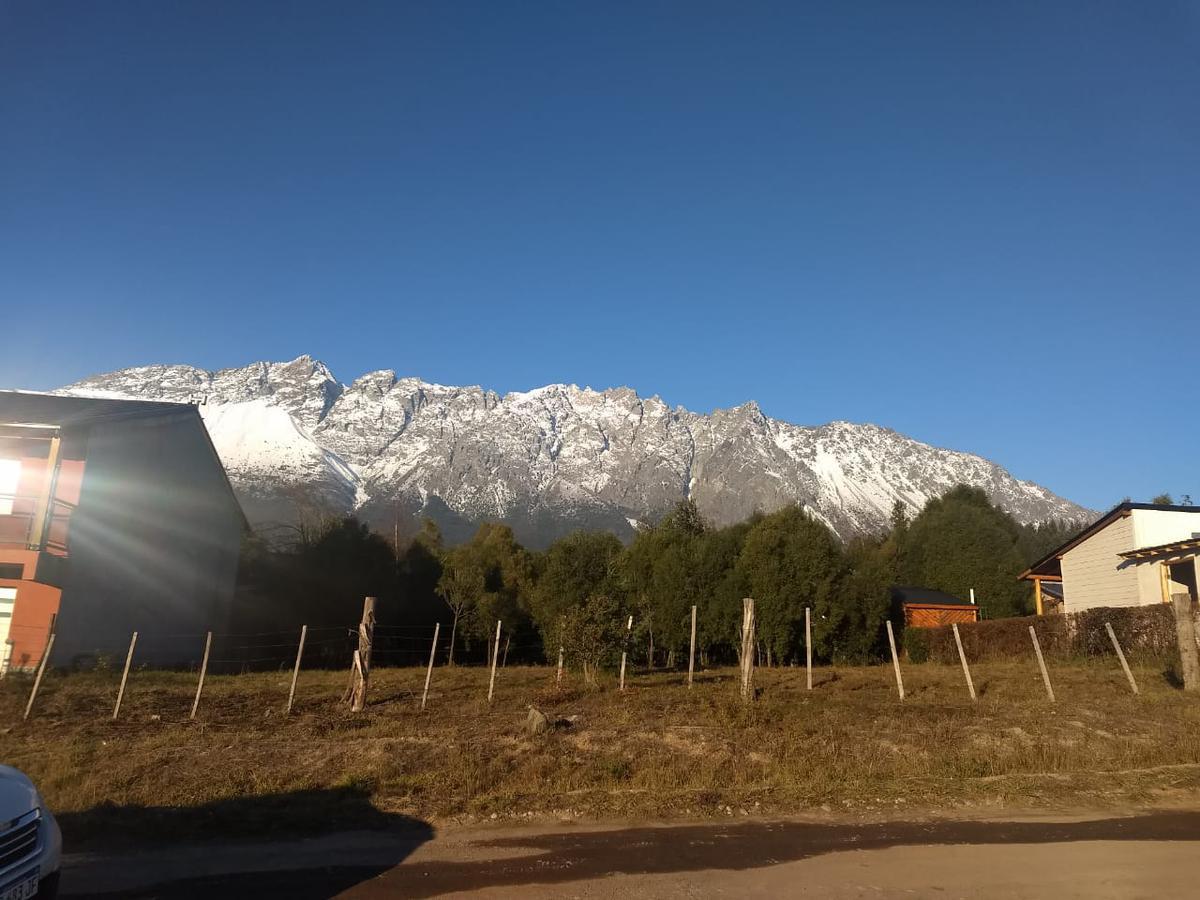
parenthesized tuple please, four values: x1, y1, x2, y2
(1021, 502, 1200, 615)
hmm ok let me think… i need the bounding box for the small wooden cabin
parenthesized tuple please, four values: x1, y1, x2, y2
(892, 586, 979, 628)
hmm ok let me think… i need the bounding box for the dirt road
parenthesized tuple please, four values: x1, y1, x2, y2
(63, 810, 1200, 898)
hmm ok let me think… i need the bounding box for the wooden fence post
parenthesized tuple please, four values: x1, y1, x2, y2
(1105, 622, 1139, 695)
(421, 622, 440, 710)
(501, 634, 511, 668)
(740, 598, 756, 701)
(952, 623, 976, 701)
(805, 606, 813, 691)
(22, 633, 56, 722)
(619, 615, 634, 692)
(556, 645, 564, 687)
(347, 596, 377, 712)
(885, 620, 904, 701)
(488, 619, 501, 702)
(113, 631, 138, 720)
(687, 605, 697, 689)
(286, 625, 308, 715)
(1029, 625, 1055, 702)
(190, 631, 212, 720)
(1171, 593, 1200, 691)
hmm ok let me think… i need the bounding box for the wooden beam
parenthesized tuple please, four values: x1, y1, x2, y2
(27, 434, 61, 550)
(1034, 577, 1044, 617)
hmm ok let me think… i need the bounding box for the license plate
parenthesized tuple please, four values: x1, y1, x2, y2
(0, 873, 38, 900)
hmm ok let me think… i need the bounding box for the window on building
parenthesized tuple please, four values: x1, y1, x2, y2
(0, 459, 19, 516)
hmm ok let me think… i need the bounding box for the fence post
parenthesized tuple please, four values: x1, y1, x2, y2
(488, 619, 501, 702)
(22, 633, 56, 722)
(556, 645, 564, 687)
(501, 634, 511, 668)
(286, 625, 308, 715)
(113, 631, 138, 721)
(805, 606, 813, 691)
(1029, 625, 1055, 702)
(952, 623, 976, 701)
(885, 620, 904, 701)
(1171, 593, 1200, 691)
(347, 596, 377, 712)
(619, 615, 634, 692)
(421, 622, 440, 710)
(1105, 622, 1139, 695)
(740, 598, 756, 701)
(190, 631, 213, 720)
(687, 605, 697, 689)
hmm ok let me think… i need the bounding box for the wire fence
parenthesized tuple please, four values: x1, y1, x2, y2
(6, 597, 1197, 723)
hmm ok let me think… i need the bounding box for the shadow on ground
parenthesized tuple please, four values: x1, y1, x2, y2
(379, 810, 1200, 898)
(60, 787, 433, 899)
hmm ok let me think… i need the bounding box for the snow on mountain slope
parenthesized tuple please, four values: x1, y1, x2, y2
(58, 356, 1092, 546)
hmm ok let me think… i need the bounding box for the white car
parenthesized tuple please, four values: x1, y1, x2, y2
(0, 767, 60, 899)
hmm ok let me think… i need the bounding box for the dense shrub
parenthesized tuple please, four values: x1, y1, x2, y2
(904, 604, 1182, 664)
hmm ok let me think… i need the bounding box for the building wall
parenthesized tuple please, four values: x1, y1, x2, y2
(49, 412, 244, 668)
(1131, 509, 1200, 549)
(1061, 514, 1141, 612)
(904, 605, 979, 628)
(2, 578, 61, 670)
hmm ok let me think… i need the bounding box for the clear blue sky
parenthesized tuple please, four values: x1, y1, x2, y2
(1, 2, 1197, 510)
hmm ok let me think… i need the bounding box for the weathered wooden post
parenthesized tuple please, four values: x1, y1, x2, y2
(1105, 622, 1139, 695)
(740, 598, 756, 701)
(190, 631, 213, 720)
(286, 625, 308, 714)
(687, 605, 697, 689)
(556, 645, 564, 687)
(113, 631, 138, 720)
(952, 623, 976, 701)
(421, 622, 440, 710)
(885, 620, 904, 701)
(347, 596, 377, 712)
(1029, 625, 1055, 702)
(487, 619, 501, 702)
(22, 633, 56, 722)
(619, 615, 634, 692)
(1171, 593, 1200, 692)
(805, 606, 813, 691)
(501, 634, 511, 668)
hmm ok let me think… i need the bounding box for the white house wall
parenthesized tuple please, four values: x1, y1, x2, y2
(1061, 514, 1140, 612)
(1131, 509, 1200, 549)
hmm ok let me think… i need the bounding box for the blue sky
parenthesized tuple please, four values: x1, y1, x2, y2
(1, 2, 1197, 510)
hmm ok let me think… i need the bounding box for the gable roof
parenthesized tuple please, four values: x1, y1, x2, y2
(0, 391, 192, 427)
(891, 586, 972, 607)
(1020, 502, 1200, 580)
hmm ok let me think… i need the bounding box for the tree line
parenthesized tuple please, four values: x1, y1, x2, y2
(235, 485, 1083, 670)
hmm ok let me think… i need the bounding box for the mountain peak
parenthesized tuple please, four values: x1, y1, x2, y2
(55, 358, 1092, 547)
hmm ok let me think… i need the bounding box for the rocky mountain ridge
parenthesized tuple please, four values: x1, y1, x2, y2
(58, 355, 1092, 546)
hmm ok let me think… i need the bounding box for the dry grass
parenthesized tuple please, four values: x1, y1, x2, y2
(3, 658, 1200, 846)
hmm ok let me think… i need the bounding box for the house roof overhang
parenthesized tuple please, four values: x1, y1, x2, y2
(1118, 538, 1200, 561)
(1018, 502, 1200, 582)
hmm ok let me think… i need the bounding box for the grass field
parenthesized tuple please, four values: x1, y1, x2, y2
(3, 658, 1200, 847)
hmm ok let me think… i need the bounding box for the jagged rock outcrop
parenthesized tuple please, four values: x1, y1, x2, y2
(59, 356, 1091, 546)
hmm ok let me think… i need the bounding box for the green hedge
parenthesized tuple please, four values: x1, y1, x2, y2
(903, 604, 1179, 664)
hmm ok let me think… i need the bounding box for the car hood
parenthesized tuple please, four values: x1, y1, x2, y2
(0, 766, 40, 824)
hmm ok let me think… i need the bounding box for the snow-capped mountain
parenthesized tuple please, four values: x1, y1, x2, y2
(58, 355, 1091, 546)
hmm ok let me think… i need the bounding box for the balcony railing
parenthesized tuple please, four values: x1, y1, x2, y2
(0, 494, 76, 554)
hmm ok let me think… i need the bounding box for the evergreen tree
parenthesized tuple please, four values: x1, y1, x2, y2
(735, 505, 844, 663)
(898, 486, 1029, 618)
(530, 530, 624, 650)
